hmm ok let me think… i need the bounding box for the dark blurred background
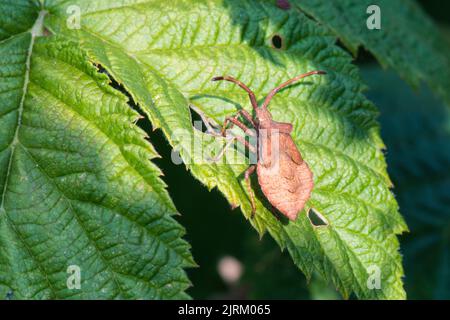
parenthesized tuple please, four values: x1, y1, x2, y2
(139, 0, 450, 299)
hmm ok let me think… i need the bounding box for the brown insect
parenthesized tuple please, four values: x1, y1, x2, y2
(211, 71, 326, 221)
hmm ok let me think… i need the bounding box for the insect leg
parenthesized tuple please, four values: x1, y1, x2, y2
(210, 138, 235, 162)
(237, 109, 256, 127)
(221, 114, 255, 137)
(210, 135, 256, 162)
(189, 104, 222, 136)
(244, 165, 257, 218)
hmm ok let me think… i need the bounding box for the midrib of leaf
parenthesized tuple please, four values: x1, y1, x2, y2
(1, 2, 195, 298)
(0, 9, 59, 297)
(0, 11, 45, 213)
(0, 22, 54, 298)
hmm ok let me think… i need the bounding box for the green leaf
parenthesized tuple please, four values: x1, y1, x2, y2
(0, 0, 39, 40)
(44, 0, 407, 299)
(0, 1, 194, 299)
(291, 0, 450, 107)
(362, 66, 450, 299)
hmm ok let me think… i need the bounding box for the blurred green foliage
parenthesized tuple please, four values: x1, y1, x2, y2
(362, 67, 450, 299)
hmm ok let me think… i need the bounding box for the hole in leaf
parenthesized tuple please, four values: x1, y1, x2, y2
(271, 34, 284, 49)
(308, 208, 329, 227)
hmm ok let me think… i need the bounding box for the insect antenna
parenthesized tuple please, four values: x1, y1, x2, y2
(212, 76, 259, 110)
(260, 70, 326, 109)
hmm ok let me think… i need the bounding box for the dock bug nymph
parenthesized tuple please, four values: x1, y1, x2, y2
(212, 71, 326, 221)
